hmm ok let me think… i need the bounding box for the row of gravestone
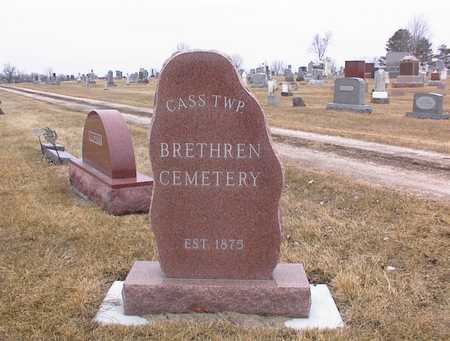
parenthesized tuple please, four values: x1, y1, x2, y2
(261, 73, 448, 118)
(326, 76, 448, 118)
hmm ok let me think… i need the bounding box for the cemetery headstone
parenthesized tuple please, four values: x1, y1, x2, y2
(327, 77, 372, 113)
(138, 68, 149, 83)
(428, 71, 444, 87)
(292, 97, 306, 107)
(281, 82, 292, 96)
(241, 71, 248, 86)
(393, 56, 424, 88)
(371, 69, 389, 104)
(127, 72, 139, 84)
(0, 100, 4, 115)
(296, 68, 305, 81)
(406, 93, 449, 120)
(344, 60, 365, 78)
(105, 70, 115, 88)
(364, 63, 375, 78)
(249, 73, 267, 88)
(284, 68, 294, 82)
(122, 50, 311, 317)
(115, 70, 123, 79)
(255, 66, 265, 73)
(267, 79, 278, 106)
(431, 72, 440, 81)
(69, 110, 153, 215)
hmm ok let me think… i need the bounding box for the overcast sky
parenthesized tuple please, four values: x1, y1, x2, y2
(1, 0, 448, 75)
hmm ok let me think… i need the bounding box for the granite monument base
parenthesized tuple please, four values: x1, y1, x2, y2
(371, 91, 389, 104)
(392, 82, 424, 88)
(69, 158, 153, 215)
(392, 75, 424, 88)
(122, 261, 311, 317)
(326, 102, 372, 113)
(428, 81, 444, 87)
(406, 112, 449, 120)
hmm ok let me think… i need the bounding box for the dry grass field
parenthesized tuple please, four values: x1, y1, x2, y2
(1, 90, 449, 340)
(19, 78, 450, 154)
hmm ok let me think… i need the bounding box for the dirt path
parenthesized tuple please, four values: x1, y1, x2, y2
(276, 143, 450, 200)
(0, 85, 153, 115)
(2, 85, 450, 201)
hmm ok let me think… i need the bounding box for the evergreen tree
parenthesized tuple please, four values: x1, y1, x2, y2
(413, 37, 433, 63)
(386, 29, 412, 52)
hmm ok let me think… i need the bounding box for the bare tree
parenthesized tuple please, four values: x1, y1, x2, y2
(231, 54, 243, 70)
(3, 63, 16, 83)
(176, 42, 190, 52)
(408, 15, 431, 53)
(270, 60, 285, 76)
(309, 31, 332, 61)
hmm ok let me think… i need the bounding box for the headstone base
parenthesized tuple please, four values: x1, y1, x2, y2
(69, 158, 153, 215)
(428, 81, 444, 87)
(326, 102, 372, 113)
(95, 281, 343, 330)
(392, 82, 424, 88)
(371, 91, 389, 104)
(122, 261, 311, 317)
(406, 112, 449, 120)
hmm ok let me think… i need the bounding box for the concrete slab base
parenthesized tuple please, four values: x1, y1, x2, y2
(406, 112, 449, 120)
(122, 261, 311, 317)
(94, 281, 344, 331)
(326, 102, 372, 113)
(371, 98, 390, 104)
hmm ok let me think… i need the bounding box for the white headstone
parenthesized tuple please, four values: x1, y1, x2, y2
(374, 69, 386, 92)
(268, 80, 276, 96)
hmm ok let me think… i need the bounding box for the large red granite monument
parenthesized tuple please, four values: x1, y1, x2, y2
(344, 60, 365, 78)
(392, 56, 424, 88)
(122, 51, 311, 317)
(69, 110, 153, 215)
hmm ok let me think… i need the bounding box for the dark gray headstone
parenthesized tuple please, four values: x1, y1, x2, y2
(292, 97, 306, 107)
(407, 93, 449, 119)
(332, 78, 365, 105)
(249, 73, 267, 88)
(326, 78, 372, 113)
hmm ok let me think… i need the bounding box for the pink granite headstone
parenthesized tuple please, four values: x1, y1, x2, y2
(122, 51, 311, 317)
(69, 110, 153, 215)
